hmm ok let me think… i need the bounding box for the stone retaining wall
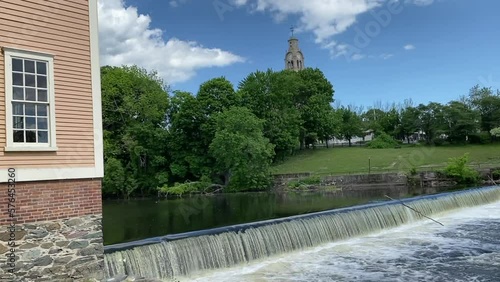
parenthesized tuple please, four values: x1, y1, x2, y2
(0, 178, 103, 281)
(274, 168, 500, 190)
(0, 214, 103, 281)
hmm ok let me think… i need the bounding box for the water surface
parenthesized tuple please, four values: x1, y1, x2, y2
(103, 186, 459, 245)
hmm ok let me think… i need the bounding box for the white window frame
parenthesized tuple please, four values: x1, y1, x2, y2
(3, 47, 57, 152)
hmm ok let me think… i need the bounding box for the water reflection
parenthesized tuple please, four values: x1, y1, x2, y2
(103, 185, 457, 245)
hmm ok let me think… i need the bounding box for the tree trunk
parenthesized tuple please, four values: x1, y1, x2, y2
(348, 138, 352, 147)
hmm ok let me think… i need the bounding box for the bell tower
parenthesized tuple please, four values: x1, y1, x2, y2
(285, 26, 305, 71)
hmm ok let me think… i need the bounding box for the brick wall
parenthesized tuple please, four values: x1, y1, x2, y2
(0, 178, 102, 225)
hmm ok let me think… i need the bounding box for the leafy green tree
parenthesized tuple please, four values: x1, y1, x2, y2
(467, 85, 500, 132)
(399, 106, 420, 143)
(239, 70, 301, 160)
(101, 65, 170, 198)
(379, 107, 401, 139)
(209, 107, 275, 191)
(197, 77, 240, 171)
(442, 101, 479, 143)
(166, 91, 209, 180)
(337, 106, 363, 146)
(197, 77, 240, 116)
(317, 107, 339, 148)
(295, 68, 335, 149)
(362, 108, 385, 134)
(102, 158, 137, 199)
(416, 102, 445, 145)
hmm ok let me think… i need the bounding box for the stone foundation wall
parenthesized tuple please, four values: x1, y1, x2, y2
(0, 178, 103, 281)
(0, 214, 103, 281)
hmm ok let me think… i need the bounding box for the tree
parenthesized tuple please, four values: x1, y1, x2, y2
(167, 91, 210, 180)
(337, 106, 363, 146)
(101, 65, 170, 198)
(362, 108, 386, 134)
(317, 107, 339, 148)
(197, 77, 240, 164)
(209, 107, 275, 191)
(467, 85, 500, 132)
(295, 68, 335, 149)
(197, 77, 240, 119)
(491, 127, 500, 137)
(416, 102, 444, 145)
(238, 70, 301, 160)
(442, 101, 479, 143)
(399, 106, 420, 143)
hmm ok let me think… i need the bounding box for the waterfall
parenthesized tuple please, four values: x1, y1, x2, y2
(104, 186, 500, 280)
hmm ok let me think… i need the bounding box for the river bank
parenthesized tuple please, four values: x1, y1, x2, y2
(272, 167, 500, 191)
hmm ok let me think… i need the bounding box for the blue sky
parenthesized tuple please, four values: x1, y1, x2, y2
(98, 0, 500, 108)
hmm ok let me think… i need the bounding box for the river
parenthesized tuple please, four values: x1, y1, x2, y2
(103, 186, 461, 245)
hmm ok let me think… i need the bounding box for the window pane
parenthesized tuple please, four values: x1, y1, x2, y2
(13, 103, 23, 115)
(25, 74, 35, 87)
(24, 60, 35, 73)
(25, 103, 36, 116)
(13, 116, 24, 129)
(26, 117, 36, 129)
(37, 75, 47, 88)
(38, 90, 48, 102)
(13, 131, 24, 142)
(37, 62, 47, 75)
(13, 59, 23, 72)
(13, 73, 23, 86)
(26, 88, 36, 101)
(13, 87, 24, 100)
(37, 118, 48, 129)
(38, 131, 48, 143)
(37, 105, 48, 117)
(26, 131, 36, 143)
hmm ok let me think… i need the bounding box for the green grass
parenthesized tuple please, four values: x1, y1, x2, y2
(272, 143, 500, 176)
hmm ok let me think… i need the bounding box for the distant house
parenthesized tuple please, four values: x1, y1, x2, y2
(329, 130, 375, 146)
(0, 1, 104, 280)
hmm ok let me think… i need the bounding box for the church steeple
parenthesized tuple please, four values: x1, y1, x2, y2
(285, 26, 305, 71)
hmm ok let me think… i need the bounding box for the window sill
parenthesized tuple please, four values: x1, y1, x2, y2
(4, 146, 58, 152)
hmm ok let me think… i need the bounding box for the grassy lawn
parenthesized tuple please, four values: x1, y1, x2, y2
(272, 143, 500, 176)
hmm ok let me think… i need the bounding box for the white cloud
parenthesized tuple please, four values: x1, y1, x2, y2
(407, 0, 434, 6)
(98, 0, 244, 84)
(234, 0, 433, 59)
(169, 0, 189, 8)
(380, 53, 394, 59)
(351, 53, 366, 61)
(404, 44, 415, 50)
(240, 0, 385, 44)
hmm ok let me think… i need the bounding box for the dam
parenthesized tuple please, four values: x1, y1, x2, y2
(104, 186, 500, 281)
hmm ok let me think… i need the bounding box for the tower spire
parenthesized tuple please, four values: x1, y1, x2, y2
(284, 27, 304, 71)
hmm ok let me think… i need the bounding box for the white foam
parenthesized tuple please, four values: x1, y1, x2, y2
(186, 200, 500, 282)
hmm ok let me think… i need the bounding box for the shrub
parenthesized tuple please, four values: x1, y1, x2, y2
(490, 127, 500, 137)
(368, 132, 399, 149)
(469, 131, 492, 144)
(157, 178, 212, 197)
(492, 169, 500, 180)
(287, 176, 321, 190)
(301, 176, 321, 185)
(408, 167, 418, 176)
(443, 153, 480, 184)
(432, 138, 449, 146)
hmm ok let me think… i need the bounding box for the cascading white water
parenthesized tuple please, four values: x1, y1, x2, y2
(104, 186, 500, 280)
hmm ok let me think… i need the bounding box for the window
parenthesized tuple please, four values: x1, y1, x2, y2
(3, 48, 57, 151)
